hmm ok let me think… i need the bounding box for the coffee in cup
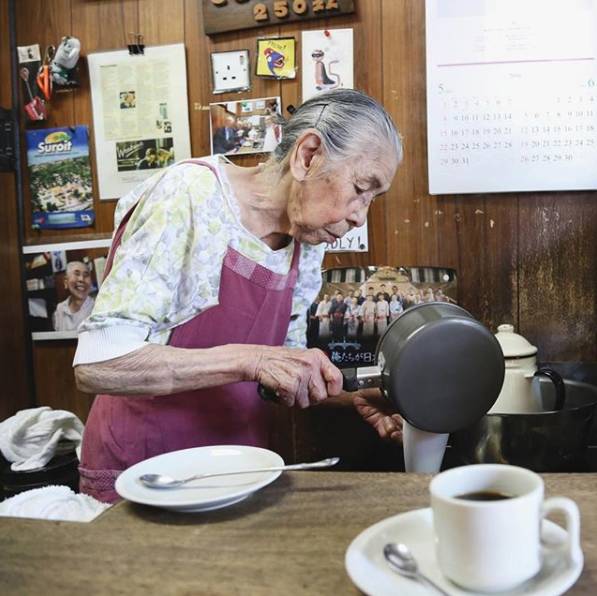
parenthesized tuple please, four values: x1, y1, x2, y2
(430, 464, 581, 593)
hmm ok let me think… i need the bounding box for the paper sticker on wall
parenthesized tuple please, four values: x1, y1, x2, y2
(256, 37, 296, 79)
(26, 126, 95, 230)
(301, 28, 354, 101)
(326, 223, 368, 253)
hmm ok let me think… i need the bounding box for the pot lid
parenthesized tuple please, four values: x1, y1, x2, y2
(494, 324, 537, 358)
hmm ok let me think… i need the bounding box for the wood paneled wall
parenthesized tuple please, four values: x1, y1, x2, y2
(0, 0, 32, 421)
(1, 1, 595, 462)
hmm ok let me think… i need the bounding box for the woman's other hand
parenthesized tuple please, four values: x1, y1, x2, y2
(353, 389, 403, 443)
(252, 346, 343, 409)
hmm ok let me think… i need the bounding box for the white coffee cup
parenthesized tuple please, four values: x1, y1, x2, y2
(430, 464, 581, 593)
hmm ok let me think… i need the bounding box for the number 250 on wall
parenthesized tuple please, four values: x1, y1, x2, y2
(252, 0, 338, 21)
(204, 0, 354, 34)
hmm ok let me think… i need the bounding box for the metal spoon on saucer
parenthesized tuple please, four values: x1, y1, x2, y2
(139, 457, 340, 489)
(383, 543, 450, 595)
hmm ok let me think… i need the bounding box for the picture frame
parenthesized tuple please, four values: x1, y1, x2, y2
(210, 49, 251, 94)
(255, 37, 297, 79)
(22, 239, 112, 340)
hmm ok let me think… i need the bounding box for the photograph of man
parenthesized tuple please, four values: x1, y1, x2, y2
(119, 91, 136, 109)
(389, 293, 404, 321)
(361, 294, 376, 337)
(53, 261, 95, 331)
(212, 113, 241, 154)
(136, 148, 159, 170)
(315, 294, 331, 338)
(375, 292, 390, 335)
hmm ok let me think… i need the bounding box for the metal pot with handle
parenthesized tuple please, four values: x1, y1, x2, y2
(259, 302, 505, 472)
(342, 302, 505, 434)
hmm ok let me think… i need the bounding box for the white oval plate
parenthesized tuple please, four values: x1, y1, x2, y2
(345, 508, 583, 596)
(115, 445, 283, 512)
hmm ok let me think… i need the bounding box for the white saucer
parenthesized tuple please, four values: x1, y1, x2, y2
(345, 508, 583, 596)
(115, 445, 283, 512)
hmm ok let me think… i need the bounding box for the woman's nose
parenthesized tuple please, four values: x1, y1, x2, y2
(348, 204, 368, 228)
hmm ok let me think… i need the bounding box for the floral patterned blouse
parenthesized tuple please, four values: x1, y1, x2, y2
(73, 156, 325, 365)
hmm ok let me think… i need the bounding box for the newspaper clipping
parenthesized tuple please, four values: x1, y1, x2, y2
(88, 43, 191, 199)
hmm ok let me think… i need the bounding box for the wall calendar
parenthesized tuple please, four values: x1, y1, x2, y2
(425, 0, 597, 195)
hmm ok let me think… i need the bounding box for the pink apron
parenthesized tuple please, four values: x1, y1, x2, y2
(79, 160, 300, 503)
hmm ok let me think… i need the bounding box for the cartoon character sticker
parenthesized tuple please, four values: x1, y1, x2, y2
(311, 49, 341, 91)
(256, 37, 296, 79)
(302, 29, 354, 101)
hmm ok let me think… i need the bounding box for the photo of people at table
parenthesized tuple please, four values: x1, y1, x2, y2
(307, 266, 457, 365)
(23, 241, 111, 339)
(209, 96, 282, 156)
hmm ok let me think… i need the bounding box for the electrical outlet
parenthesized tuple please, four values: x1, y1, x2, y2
(211, 50, 251, 94)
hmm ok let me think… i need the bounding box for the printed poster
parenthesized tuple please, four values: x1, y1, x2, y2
(26, 126, 95, 229)
(301, 29, 354, 101)
(307, 266, 458, 366)
(88, 43, 191, 199)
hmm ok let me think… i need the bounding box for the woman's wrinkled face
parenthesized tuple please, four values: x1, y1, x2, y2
(287, 152, 397, 245)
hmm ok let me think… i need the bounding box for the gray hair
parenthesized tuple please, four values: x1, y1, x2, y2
(272, 89, 403, 173)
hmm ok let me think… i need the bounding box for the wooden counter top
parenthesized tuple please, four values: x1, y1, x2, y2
(1, 472, 596, 595)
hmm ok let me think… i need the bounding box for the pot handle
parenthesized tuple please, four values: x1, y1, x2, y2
(341, 368, 360, 393)
(258, 368, 378, 402)
(534, 367, 566, 410)
(341, 366, 383, 393)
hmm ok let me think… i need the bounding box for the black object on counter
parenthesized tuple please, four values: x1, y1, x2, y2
(451, 378, 597, 472)
(0, 451, 79, 500)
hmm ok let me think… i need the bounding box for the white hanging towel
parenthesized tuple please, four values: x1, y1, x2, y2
(0, 406, 84, 471)
(0, 485, 110, 522)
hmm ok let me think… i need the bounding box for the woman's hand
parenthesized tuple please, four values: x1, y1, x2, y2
(251, 346, 343, 409)
(353, 389, 403, 443)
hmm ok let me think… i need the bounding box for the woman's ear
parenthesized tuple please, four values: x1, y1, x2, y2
(289, 131, 322, 181)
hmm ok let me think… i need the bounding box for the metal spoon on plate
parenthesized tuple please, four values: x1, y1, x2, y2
(139, 456, 340, 489)
(383, 542, 450, 595)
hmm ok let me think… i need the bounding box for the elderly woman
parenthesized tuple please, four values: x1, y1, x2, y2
(73, 89, 403, 502)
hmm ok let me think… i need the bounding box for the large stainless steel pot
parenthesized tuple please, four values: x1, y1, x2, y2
(342, 303, 505, 434)
(450, 378, 597, 472)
